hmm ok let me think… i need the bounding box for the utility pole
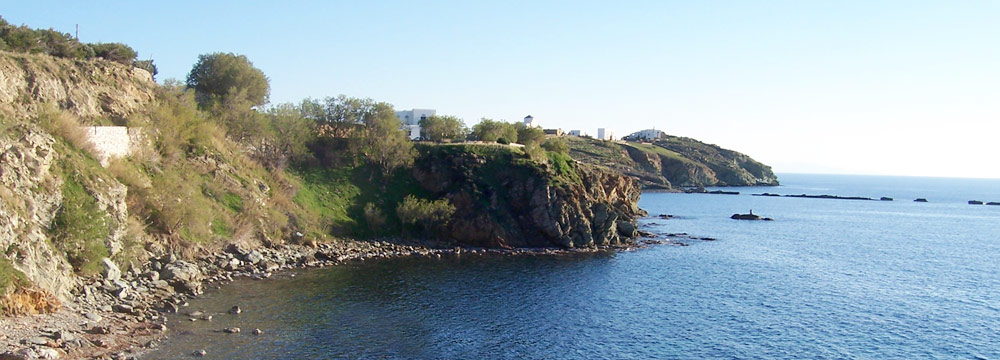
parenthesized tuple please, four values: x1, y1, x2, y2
(75, 24, 78, 39)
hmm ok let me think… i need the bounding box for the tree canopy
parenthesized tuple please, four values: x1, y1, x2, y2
(186, 52, 270, 108)
(471, 118, 518, 143)
(419, 115, 467, 142)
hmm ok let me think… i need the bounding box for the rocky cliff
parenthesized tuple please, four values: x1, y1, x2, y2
(0, 51, 155, 122)
(567, 135, 778, 189)
(412, 145, 644, 249)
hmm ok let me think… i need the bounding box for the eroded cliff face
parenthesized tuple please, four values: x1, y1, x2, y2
(0, 125, 131, 302)
(0, 51, 155, 122)
(412, 147, 644, 249)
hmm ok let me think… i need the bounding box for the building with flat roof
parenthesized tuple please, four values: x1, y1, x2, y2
(624, 129, 664, 141)
(395, 109, 436, 140)
(597, 128, 614, 141)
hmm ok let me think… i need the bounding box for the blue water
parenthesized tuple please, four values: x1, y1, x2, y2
(145, 174, 1000, 359)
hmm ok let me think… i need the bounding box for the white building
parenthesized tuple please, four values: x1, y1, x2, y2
(625, 129, 664, 141)
(395, 109, 436, 140)
(523, 115, 538, 128)
(597, 128, 614, 141)
(567, 130, 581, 136)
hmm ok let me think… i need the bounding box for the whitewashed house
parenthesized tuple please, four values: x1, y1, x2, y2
(523, 115, 539, 128)
(395, 109, 436, 140)
(568, 130, 582, 136)
(624, 129, 664, 141)
(597, 128, 614, 141)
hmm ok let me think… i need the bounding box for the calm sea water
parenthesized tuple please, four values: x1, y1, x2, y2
(145, 174, 1000, 359)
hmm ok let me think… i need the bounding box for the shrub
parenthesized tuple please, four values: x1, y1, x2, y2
(542, 137, 569, 154)
(90, 42, 137, 65)
(35, 108, 97, 157)
(50, 175, 111, 276)
(396, 195, 455, 235)
(363, 202, 386, 235)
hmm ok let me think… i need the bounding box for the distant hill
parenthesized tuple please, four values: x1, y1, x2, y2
(566, 135, 778, 189)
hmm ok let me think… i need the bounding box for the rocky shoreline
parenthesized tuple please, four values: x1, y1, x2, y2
(1, 238, 643, 359)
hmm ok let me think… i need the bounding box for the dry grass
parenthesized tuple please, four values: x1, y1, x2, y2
(35, 107, 99, 158)
(0, 287, 61, 316)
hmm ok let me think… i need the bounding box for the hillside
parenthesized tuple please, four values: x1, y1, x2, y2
(0, 49, 642, 322)
(566, 135, 778, 189)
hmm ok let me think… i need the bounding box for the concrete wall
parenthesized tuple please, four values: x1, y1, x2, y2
(84, 126, 134, 166)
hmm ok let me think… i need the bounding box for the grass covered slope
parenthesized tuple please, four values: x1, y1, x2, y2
(566, 135, 778, 189)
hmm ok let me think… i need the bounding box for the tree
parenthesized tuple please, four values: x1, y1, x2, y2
(471, 118, 518, 143)
(304, 95, 377, 138)
(352, 102, 415, 175)
(541, 137, 569, 154)
(516, 123, 546, 147)
(419, 115, 467, 142)
(186, 52, 270, 108)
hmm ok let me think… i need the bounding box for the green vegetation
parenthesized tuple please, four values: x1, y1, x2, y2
(187, 52, 270, 107)
(419, 115, 467, 142)
(0, 258, 28, 298)
(541, 137, 569, 154)
(0, 16, 155, 76)
(396, 195, 455, 235)
(51, 170, 111, 276)
(471, 118, 518, 143)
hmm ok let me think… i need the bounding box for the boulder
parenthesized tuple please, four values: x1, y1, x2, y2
(159, 261, 203, 295)
(100, 258, 121, 282)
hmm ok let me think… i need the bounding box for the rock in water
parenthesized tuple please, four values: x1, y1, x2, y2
(223, 327, 240, 334)
(193, 349, 207, 357)
(252, 328, 263, 335)
(229, 305, 242, 314)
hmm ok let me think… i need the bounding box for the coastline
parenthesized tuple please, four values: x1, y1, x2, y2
(1, 237, 645, 359)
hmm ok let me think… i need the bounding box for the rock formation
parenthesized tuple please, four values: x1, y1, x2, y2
(412, 146, 644, 248)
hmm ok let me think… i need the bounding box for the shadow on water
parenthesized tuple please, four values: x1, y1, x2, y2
(144, 252, 620, 359)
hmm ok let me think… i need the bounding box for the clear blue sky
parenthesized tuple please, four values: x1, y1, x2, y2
(5, 1, 999, 178)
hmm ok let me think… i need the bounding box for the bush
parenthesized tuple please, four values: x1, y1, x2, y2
(133, 59, 158, 78)
(90, 42, 137, 65)
(363, 202, 386, 235)
(50, 175, 111, 276)
(541, 137, 569, 154)
(496, 137, 510, 145)
(396, 195, 455, 235)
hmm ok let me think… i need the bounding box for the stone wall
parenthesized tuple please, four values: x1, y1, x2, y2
(85, 126, 134, 166)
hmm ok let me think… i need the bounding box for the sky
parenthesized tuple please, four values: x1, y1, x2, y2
(4, 1, 999, 178)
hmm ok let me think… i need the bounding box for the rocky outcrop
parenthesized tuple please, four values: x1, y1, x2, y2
(0, 125, 130, 302)
(0, 51, 155, 122)
(653, 136, 778, 186)
(0, 125, 75, 301)
(567, 136, 778, 189)
(412, 146, 644, 248)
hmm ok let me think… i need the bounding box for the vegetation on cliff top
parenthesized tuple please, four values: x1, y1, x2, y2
(0, 16, 157, 77)
(566, 135, 778, 189)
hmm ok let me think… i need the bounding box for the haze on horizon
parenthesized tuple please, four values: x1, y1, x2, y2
(5, 1, 998, 179)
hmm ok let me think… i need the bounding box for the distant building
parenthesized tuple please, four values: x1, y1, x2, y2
(395, 109, 436, 140)
(568, 130, 582, 136)
(523, 115, 538, 128)
(597, 128, 614, 141)
(624, 129, 664, 141)
(543, 128, 563, 136)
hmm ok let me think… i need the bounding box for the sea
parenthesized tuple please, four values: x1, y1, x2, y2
(143, 173, 1000, 359)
